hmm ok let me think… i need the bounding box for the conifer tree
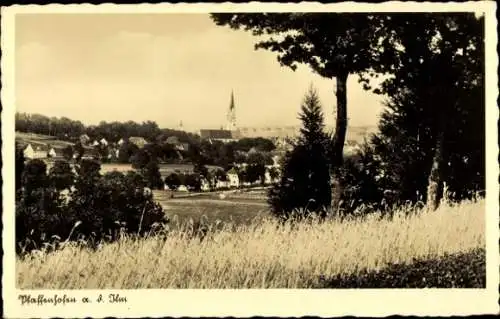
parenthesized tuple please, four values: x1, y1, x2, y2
(268, 86, 331, 220)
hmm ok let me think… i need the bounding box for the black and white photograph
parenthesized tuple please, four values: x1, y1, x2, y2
(2, 2, 499, 318)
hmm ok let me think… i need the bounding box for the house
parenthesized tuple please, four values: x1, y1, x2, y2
(166, 136, 189, 151)
(216, 180, 230, 189)
(272, 155, 281, 167)
(79, 134, 90, 145)
(21, 144, 49, 159)
(117, 138, 125, 146)
(47, 147, 57, 158)
(100, 138, 108, 146)
(92, 140, 100, 147)
(21, 144, 35, 159)
(264, 166, 280, 184)
(128, 136, 148, 148)
(178, 185, 189, 192)
(264, 170, 272, 184)
(201, 179, 211, 191)
(166, 136, 180, 145)
(199, 129, 238, 143)
(227, 167, 240, 188)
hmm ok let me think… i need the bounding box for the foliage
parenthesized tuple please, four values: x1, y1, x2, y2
(213, 168, 228, 182)
(22, 159, 49, 193)
(48, 160, 75, 191)
(211, 13, 392, 208)
(336, 154, 384, 215)
(62, 145, 74, 161)
(184, 174, 202, 191)
(268, 86, 332, 219)
(367, 13, 485, 206)
(165, 173, 181, 191)
(15, 142, 26, 191)
(16, 159, 168, 254)
(232, 137, 276, 153)
(130, 148, 164, 189)
(96, 144, 110, 163)
(73, 142, 85, 161)
(15, 113, 85, 140)
(16, 199, 484, 288)
(118, 141, 139, 163)
(319, 248, 485, 288)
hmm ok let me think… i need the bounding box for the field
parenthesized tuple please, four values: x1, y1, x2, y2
(16, 199, 485, 289)
(153, 189, 269, 226)
(15, 131, 74, 148)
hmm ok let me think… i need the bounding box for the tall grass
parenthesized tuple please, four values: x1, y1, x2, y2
(16, 199, 484, 289)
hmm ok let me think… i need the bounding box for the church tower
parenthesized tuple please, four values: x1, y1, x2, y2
(226, 90, 237, 131)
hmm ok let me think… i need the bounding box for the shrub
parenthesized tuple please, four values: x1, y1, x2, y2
(165, 173, 181, 190)
(336, 145, 385, 215)
(16, 159, 168, 255)
(184, 173, 202, 191)
(318, 248, 485, 288)
(62, 145, 74, 161)
(22, 159, 48, 192)
(48, 160, 75, 191)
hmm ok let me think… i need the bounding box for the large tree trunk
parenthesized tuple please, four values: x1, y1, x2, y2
(330, 72, 349, 213)
(426, 128, 445, 210)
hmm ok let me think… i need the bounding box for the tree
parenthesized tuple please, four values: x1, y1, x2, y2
(73, 159, 101, 195)
(118, 141, 139, 163)
(74, 142, 85, 162)
(184, 174, 201, 191)
(165, 173, 181, 191)
(97, 144, 110, 163)
(22, 159, 48, 193)
(211, 13, 390, 210)
(268, 86, 332, 219)
(193, 162, 209, 180)
(214, 168, 228, 182)
(371, 13, 485, 209)
(143, 160, 164, 190)
(246, 164, 265, 184)
(62, 145, 74, 161)
(268, 166, 280, 182)
(48, 160, 75, 191)
(15, 143, 26, 191)
(131, 148, 164, 190)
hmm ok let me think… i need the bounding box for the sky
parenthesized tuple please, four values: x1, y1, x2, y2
(15, 13, 385, 131)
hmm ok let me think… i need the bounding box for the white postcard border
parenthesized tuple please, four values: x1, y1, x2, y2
(2, 2, 499, 318)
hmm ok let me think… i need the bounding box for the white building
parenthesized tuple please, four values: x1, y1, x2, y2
(47, 147, 57, 158)
(216, 180, 230, 189)
(201, 179, 211, 191)
(100, 138, 108, 146)
(22, 144, 47, 159)
(272, 155, 281, 167)
(227, 168, 240, 188)
(22, 144, 35, 159)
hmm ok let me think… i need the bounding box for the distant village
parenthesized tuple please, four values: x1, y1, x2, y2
(16, 91, 369, 192)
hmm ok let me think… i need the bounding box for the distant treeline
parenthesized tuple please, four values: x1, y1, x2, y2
(15, 112, 200, 145)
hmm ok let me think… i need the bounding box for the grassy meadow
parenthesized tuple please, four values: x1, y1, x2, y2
(154, 189, 269, 227)
(16, 198, 485, 289)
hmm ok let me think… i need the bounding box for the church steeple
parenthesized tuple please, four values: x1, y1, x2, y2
(226, 90, 236, 130)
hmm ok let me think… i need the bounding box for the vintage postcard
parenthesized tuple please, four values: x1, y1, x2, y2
(2, 2, 499, 318)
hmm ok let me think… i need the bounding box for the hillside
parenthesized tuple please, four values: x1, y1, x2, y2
(15, 131, 74, 149)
